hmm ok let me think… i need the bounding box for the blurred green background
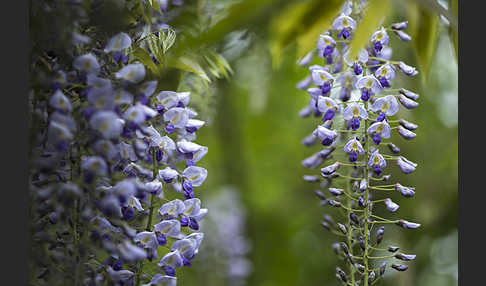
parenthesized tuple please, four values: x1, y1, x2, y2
(175, 1, 458, 285)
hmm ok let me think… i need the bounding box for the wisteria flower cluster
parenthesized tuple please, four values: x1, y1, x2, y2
(29, 3, 209, 286)
(298, 1, 420, 285)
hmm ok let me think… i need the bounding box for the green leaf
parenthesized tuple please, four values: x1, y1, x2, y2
(268, 0, 346, 68)
(167, 56, 211, 82)
(148, 0, 163, 14)
(146, 34, 164, 66)
(132, 47, 159, 74)
(159, 27, 176, 54)
(295, 0, 344, 60)
(408, 3, 439, 83)
(347, 0, 390, 61)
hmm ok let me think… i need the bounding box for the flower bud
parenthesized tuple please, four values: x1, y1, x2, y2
(336, 267, 347, 283)
(388, 246, 400, 252)
(359, 179, 367, 192)
(393, 30, 411, 42)
(304, 175, 320, 183)
(327, 199, 341, 207)
(392, 264, 409, 271)
(368, 271, 376, 283)
(396, 156, 417, 174)
(395, 253, 416, 261)
(379, 262, 387, 276)
(337, 223, 348, 234)
(315, 190, 326, 200)
(321, 162, 340, 176)
(395, 183, 415, 197)
(398, 94, 419, 109)
(397, 61, 418, 76)
(355, 263, 365, 273)
(302, 133, 318, 146)
(350, 212, 360, 225)
(358, 196, 366, 208)
(391, 21, 408, 30)
(329, 188, 344, 196)
(397, 219, 421, 229)
(399, 119, 418, 131)
(384, 198, 399, 212)
(387, 142, 400, 154)
(376, 226, 385, 244)
(397, 125, 417, 140)
(321, 221, 331, 231)
(399, 88, 419, 100)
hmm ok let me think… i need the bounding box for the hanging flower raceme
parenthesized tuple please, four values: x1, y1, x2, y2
(297, 1, 421, 285)
(29, 6, 209, 285)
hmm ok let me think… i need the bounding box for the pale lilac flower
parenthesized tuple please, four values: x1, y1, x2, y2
(154, 220, 182, 237)
(343, 103, 368, 130)
(311, 68, 335, 95)
(317, 96, 339, 121)
(115, 63, 146, 83)
(73, 53, 100, 75)
(367, 121, 391, 145)
(397, 219, 421, 229)
(356, 75, 382, 101)
(49, 90, 72, 113)
(317, 35, 336, 58)
(312, 125, 338, 146)
(104, 32, 132, 53)
(159, 200, 185, 217)
(89, 111, 124, 139)
(368, 150, 386, 175)
(343, 138, 364, 163)
(375, 63, 396, 88)
(332, 14, 357, 39)
(371, 95, 399, 119)
(182, 166, 208, 187)
(371, 27, 389, 54)
(159, 167, 179, 184)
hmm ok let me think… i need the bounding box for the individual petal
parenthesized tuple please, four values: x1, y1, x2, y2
(311, 68, 335, 86)
(163, 107, 189, 128)
(154, 220, 182, 237)
(375, 63, 396, 80)
(395, 253, 416, 261)
(118, 241, 147, 262)
(142, 274, 177, 286)
(158, 251, 183, 268)
(356, 76, 382, 94)
(332, 13, 357, 30)
(183, 198, 201, 217)
(171, 238, 197, 259)
(344, 138, 364, 154)
(113, 89, 133, 105)
(134, 231, 158, 250)
(371, 27, 389, 46)
(115, 63, 146, 83)
(81, 156, 108, 176)
(49, 90, 72, 113)
(158, 200, 185, 217)
(73, 53, 100, 75)
(368, 150, 386, 168)
(391, 21, 408, 30)
(367, 121, 391, 139)
(182, 166, 208, 187)
(371, 95, 399, 116)
(104, 32, 132, 53)
(158, 167, 179, 183)
(321, 162, 340, 176)
(89, 111, 124, 139)
(317, 96, 338, 113)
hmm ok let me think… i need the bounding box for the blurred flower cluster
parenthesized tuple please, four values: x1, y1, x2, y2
(28, 1, 210, 286)
(198, 186, 252, 286)
(297, 1, 421, 285)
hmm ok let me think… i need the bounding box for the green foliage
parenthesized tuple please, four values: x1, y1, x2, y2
(347, 0, 390, 60)
(449, 0, 458, 60)
(407, 2, 439, 83)
(268, 0, 345, 67)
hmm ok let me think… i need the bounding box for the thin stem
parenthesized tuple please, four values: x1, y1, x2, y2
(135, 148, 158, 286)
(363, 100, 370, 286)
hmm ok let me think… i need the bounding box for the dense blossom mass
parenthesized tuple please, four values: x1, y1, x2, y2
(298, 1, 420, 285)
(29, 1, 211, 286)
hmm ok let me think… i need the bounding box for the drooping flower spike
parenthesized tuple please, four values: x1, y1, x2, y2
(297, 3, 421, 284)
